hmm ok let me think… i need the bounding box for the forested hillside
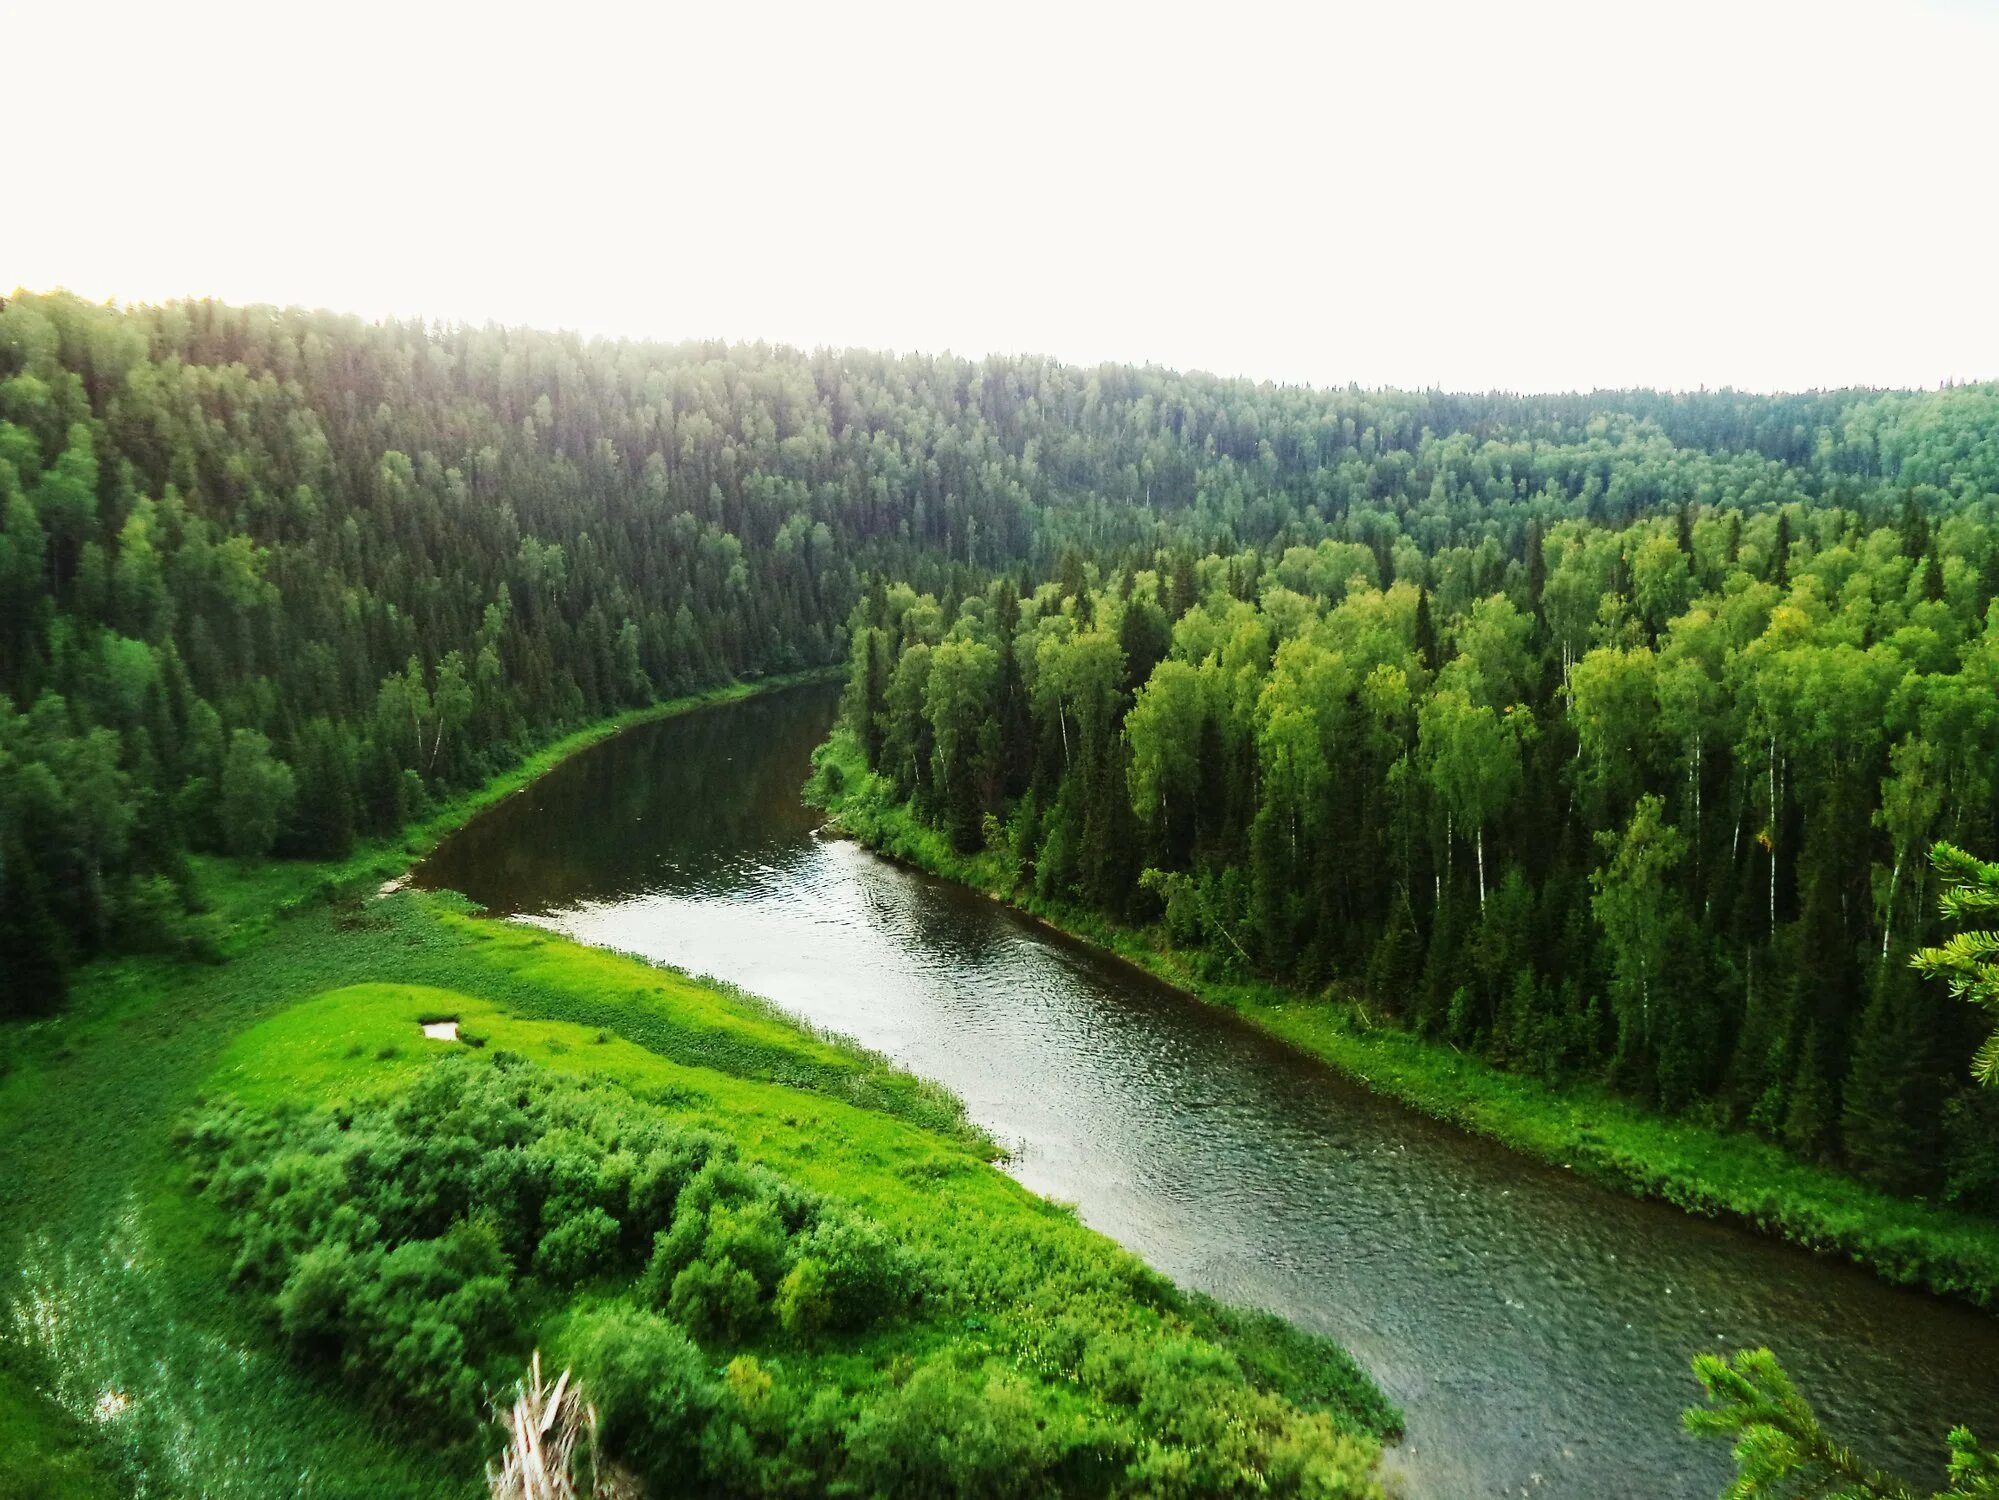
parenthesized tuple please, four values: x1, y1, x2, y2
(5, 286, 1997, 1053)
(831, 503, 1999, 1198)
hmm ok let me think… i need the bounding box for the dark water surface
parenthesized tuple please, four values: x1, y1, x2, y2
(419, 682, 1999, 1499)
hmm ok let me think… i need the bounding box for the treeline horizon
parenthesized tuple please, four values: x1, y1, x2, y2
(4, 285, 1997, 1049)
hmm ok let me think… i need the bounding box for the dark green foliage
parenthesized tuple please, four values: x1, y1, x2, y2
(1842, 964, 1946, 1194)
(219, 729, 295, 857)
(1942, 1091, 1999, 1215)
(640, 1156, 915, 1344)
(1686, 848, 1999, 1496)
(0, 820, 69, 1014)
(785, 1213, 914, 1334)
(532, 1206, 621, 1282)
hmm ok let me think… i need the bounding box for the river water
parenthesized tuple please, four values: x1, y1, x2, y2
(417, 681, 1999, 1499)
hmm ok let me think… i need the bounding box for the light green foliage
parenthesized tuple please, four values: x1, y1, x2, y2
(1631, 527, 1693, 634)
(924, 635, 1001, 849)
(831, 432, 1999, 1200)
(218, 728, 297, 857)
(1569, 644, 1658, 809)
(1590, 794, 1688, 1063)
(1448, 593, 1534, 708)
(1126, 657, 1204, 825)
(1685, 1348, 1924, 1499)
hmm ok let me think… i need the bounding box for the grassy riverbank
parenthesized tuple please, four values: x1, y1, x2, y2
(806, 728, 1999, 1312)
(0, 678, 1395, 1499)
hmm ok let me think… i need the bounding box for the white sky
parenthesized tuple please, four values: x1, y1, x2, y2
(10, 0, 1997, 393)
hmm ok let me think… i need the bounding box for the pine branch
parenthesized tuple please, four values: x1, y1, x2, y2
(1684, 1350, 1921, 1500)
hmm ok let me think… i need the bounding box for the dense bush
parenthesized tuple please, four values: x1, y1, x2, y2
(569, 1305, 721, 1484)
(642, 1157, 916, 1343)
(180, 1052, 918, 1439)
(844, 1360, 1056, 1499)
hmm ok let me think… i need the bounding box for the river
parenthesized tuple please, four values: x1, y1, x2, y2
(416, 681, 1999, 1499)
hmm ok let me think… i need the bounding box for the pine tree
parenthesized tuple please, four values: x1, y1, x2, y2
(1781, 1023, 1838, 1161)
(1923, 546, 1947, 603)
(0, 828, 68, 1016)
(1900, 491, 1931, 559)
(1413, 587, 1439, 671)
(1913, 843, 1999, 1081)
(1685, 1349, 1929, 1499)
(1366, 886, 1424, 1020)
(1840, 964, 1940, 1193)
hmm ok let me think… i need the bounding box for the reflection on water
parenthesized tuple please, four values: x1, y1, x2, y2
(419, 683, 1999, 1500)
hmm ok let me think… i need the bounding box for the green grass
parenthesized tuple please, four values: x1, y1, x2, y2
(0, 1360, 125, 1500)
(199, 973, 1141, 1282)
(209, 955, 1393, 1473)
(807, 727, 1999, 1311)
(0, 677, 1394, 1497)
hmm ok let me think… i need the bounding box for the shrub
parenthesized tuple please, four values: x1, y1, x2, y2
(275, 1242, 361, 1354)
(774, 1255, 831, 1337)
(845, 1360, 1053, 1499)
(641, 1156, 917, 1345)
(668, 1254, 766, 1343)
(791, 1214, 912, 1332)
(626, 1134, 719, 1239)
(534, 1206, 622, 1282)
(570, 1306, 720, 1485)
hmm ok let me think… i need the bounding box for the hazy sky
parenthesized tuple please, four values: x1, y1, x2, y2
(13, 0, 1997, 393)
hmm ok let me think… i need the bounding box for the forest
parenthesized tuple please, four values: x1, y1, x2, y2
(0, 284, 1983, 1012)
(8, 285, 1996, 1024)
(8, 281, 1999, 1189)
(7, 288, 1999, 1498)
(831, 494, 1999, 1198)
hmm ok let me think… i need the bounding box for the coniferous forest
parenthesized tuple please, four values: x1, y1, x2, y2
(7, 288, 1999, 1499)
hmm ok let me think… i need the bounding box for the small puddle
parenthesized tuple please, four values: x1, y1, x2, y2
(420, 1021, 460, 1042)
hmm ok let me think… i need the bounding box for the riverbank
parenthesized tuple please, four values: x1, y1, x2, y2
(222, 668, 848, 930)
(0, 676, 1396, 1499)
(1, 670, 835, 1497)
(805, 728, 1999, 1313)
